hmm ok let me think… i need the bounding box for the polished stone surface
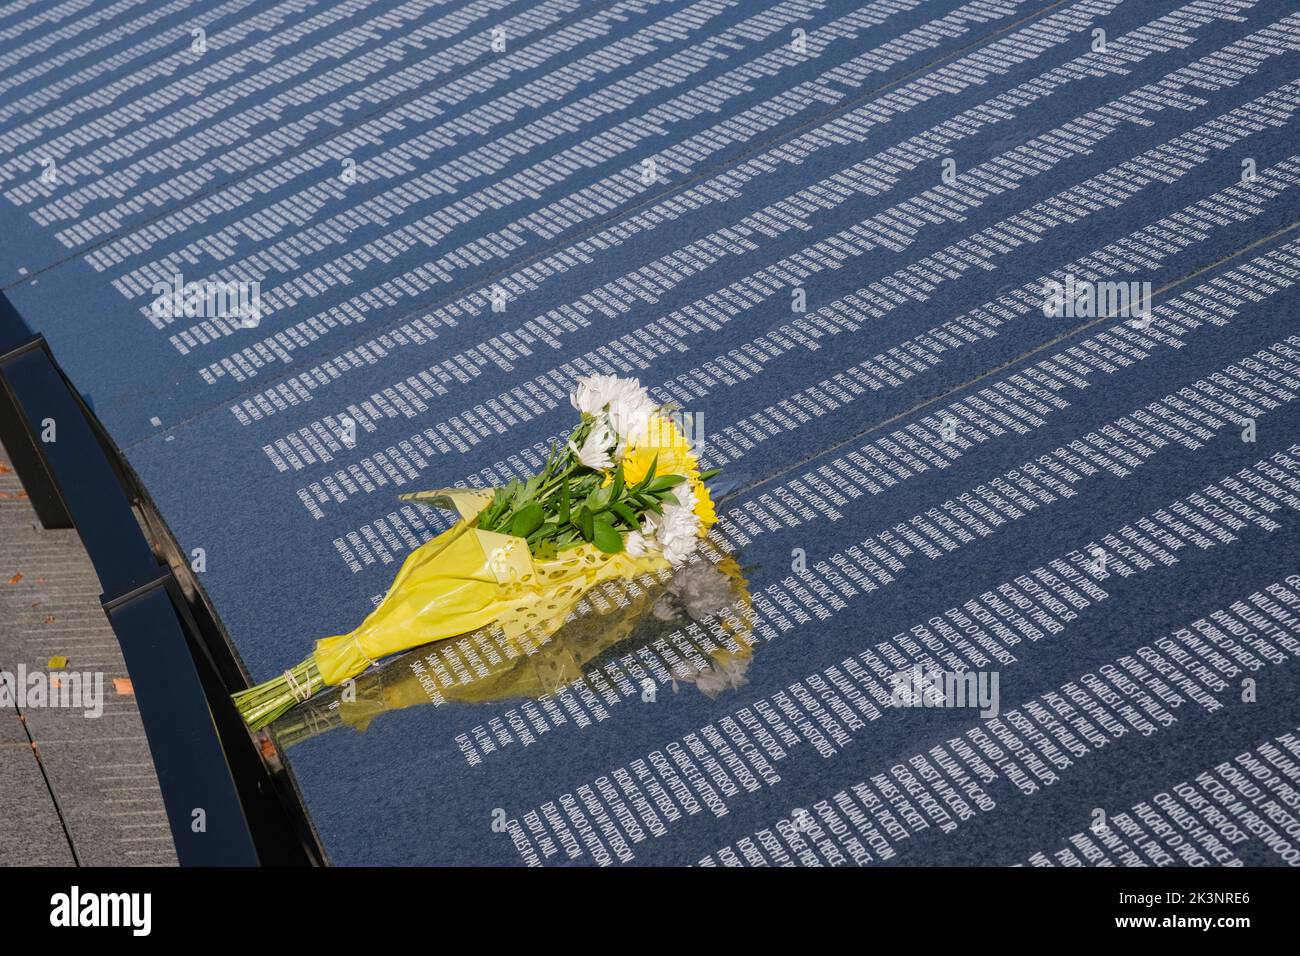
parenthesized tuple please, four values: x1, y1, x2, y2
(2, 0, 1299, 865)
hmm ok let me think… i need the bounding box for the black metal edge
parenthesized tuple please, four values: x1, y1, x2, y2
(0, 333, 71, 529)
(69, 384, 328, 865)
(162, 575, 326, 867)
(0, 294, 320, 866)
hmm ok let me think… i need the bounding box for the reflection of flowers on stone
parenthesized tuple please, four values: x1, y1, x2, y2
(686, 652, 751, 699)
(646, 554, 756, 699)
(673, 561, 733, 620)
(654, 559, 734, 621)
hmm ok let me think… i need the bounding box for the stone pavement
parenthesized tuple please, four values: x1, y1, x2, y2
(0, 440, 175, 866)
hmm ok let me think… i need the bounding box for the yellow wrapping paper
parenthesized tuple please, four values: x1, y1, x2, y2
(311, 488, 671, 686)
(273, 552, 753, 745)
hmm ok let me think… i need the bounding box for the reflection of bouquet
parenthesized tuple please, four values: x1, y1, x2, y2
(273, 543, 754, 746)
(234, 376, 721, 729)
(652, 557, 754, 698)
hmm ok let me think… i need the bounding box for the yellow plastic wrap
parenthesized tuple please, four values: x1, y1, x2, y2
(273, 552, 754, 745)
(311, 488, 671, 686)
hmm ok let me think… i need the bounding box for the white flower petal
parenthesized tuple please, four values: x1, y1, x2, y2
(625, 531, 658, 558)
(569, 375, 657, 445)
(658, 483, 701, 566)
(569, 417, 615, 470)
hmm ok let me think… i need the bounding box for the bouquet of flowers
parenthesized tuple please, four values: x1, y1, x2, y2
(234, 375, 720, 728)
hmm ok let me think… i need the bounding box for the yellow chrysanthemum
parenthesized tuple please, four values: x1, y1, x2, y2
(692, 477, 717, 532)
(619, 413, 698, 486)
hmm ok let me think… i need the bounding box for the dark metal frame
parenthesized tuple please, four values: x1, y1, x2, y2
(0, 293, 320, 866)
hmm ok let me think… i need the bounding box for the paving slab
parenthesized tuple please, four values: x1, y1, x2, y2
(0, 442, 176, 866)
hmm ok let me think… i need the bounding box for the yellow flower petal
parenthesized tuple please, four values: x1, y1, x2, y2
(621, 413, 698, 485)
(692, 478, 717, 531)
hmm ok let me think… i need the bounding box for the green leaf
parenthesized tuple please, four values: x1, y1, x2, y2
(510, 503, 544, 538)
(591, 517, 624, 554)
(659, 493, 679, 508)
(612, 502, 639, 527)
(648, 474, 686, 492)
(632, 455, 658, 492)
(499, 480, 522, 512)
(528, 521, 557, 543)
(698, 467, 722, 482)
(480, 486, 513, 529)
(578, 506, 594, 542)
(610, 463, 625, 501)
(558, 479, 570, 524)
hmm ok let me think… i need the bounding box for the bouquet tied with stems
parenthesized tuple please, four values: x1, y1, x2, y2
(233, 375, 721, 728)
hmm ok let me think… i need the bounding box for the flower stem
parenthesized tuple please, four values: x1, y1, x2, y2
(232, 659, 323, 730)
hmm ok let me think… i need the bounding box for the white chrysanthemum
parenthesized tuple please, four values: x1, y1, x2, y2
(626, 510, 665, 559)
(607, 392, 657, 450)
(569, 374, 638, 417)
(568, 416, 615, 470)
(570, 375, 657, 449)
(625, 530, 652, 558)
(657, 482, 702, 567)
